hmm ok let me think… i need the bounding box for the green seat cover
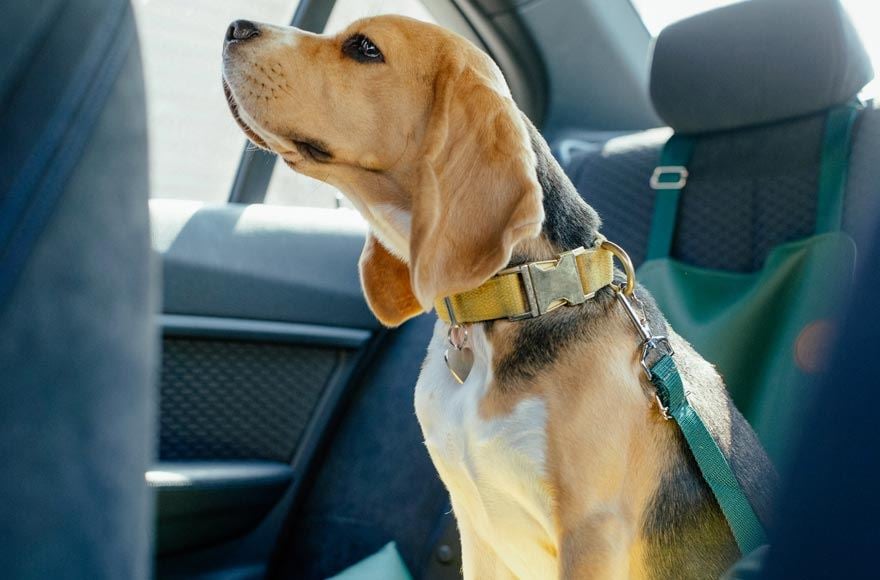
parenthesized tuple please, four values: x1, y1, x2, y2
(638, 105, 859, 467)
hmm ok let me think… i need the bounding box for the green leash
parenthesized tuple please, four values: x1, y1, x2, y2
(607, 244, 768, 556)
(650, 354, 768, 553)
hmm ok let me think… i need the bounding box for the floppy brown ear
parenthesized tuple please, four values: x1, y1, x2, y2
(359, 232, 423, 327)
(409, 60, 544, 310)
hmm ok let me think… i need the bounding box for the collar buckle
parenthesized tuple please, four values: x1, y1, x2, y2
(503, 247, 589, 321)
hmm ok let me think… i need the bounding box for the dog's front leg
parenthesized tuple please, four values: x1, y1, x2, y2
(558, 511, 632, 580)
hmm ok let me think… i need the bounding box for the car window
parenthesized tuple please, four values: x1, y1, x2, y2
(843, 0, 880, 98)
(134, 0, 298, 203)
(629, 0, 741, 34)
(263, 0, 436, 208)
(630, 0, 878, 98)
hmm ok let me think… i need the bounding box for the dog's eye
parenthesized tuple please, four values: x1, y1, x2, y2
(294, 140, 332, 162)
(342, 33, 385, 63)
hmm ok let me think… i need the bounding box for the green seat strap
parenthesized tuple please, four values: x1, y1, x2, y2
(651, 354, 768, 554)
(644, 135, 696, 261)
(815, 103, 860, 233)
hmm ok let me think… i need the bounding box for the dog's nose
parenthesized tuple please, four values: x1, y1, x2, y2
(226, 20, 260, 43)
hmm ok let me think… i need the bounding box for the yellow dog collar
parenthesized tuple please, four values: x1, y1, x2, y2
(435, 237, 618, 325)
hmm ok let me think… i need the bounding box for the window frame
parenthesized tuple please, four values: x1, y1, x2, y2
(227, 0, 336, 204)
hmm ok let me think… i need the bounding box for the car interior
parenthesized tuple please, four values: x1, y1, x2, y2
(2, 0, 879, 579)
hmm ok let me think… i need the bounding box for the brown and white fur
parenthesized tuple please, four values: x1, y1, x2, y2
(221, 15, 777, 579)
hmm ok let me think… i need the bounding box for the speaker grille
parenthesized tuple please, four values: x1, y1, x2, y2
(159, 337, 339, 462)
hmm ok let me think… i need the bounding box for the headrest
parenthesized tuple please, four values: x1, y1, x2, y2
(649, 0, 874, 134)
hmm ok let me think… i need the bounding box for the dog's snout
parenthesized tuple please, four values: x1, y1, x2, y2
(226, 20, 260, 43)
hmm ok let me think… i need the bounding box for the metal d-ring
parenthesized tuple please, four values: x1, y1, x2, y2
(600, 239, 636, 297)
(602, 239, 674, 418)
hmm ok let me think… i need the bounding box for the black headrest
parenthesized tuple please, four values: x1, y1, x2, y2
(649, 0, 874, 134)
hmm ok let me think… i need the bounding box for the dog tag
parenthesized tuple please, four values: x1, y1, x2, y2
(444, 324, 473, 384)
(445, 346, 474, 384)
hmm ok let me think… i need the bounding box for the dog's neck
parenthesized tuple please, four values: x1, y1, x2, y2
(508, 117, 601, 267)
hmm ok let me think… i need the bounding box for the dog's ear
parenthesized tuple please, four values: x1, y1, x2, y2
(409, 59, 544, 310)
(359, 232, 423, 327)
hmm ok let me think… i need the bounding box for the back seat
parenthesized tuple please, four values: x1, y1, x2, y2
(561, 0, 879, 274)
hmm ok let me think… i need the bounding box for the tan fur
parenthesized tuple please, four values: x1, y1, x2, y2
(543, 318, 674, 579)
(410, 60, 544, 309)
(223, 16, 543, 315)
(359, 233, 422, 326)
(480, 311, 680, 578)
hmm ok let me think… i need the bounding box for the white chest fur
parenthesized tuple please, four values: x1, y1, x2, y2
(414, 321, 558, 579)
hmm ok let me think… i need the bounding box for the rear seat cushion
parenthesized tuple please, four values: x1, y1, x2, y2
(563, 103, 880, 272)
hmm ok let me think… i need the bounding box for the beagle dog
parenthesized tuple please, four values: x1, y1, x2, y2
(222, 16, 776, 579)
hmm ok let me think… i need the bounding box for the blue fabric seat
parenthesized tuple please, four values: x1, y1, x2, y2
(0, 1, 156, 578)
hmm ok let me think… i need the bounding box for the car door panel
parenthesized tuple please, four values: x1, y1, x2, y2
(149, 461, 294, 556)
(151, 200, 379, 329)
(150, 199, 417, 578)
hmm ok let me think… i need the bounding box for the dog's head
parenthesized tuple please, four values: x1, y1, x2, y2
(222, 15, 543, 325)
